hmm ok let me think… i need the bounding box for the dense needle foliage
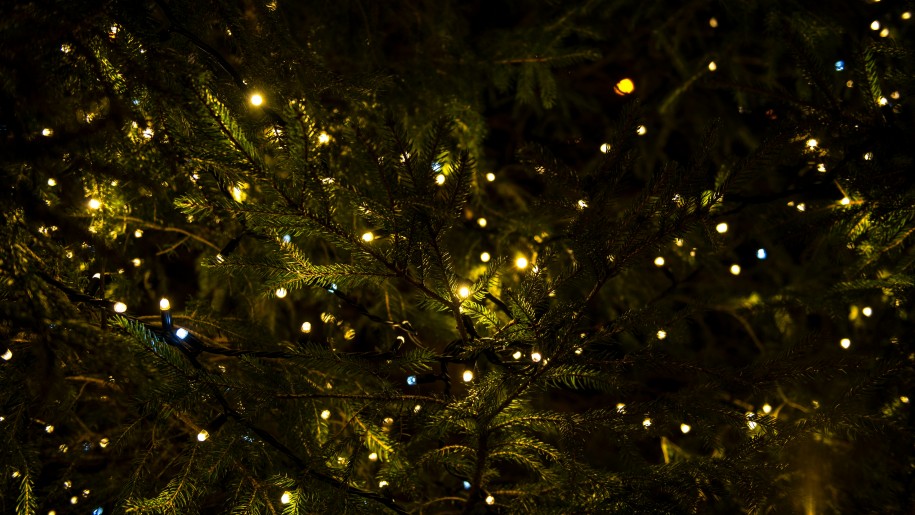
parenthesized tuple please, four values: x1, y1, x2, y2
(2, 0, 915, 513)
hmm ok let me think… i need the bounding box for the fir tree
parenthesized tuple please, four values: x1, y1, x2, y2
(2, 0, 915, 513)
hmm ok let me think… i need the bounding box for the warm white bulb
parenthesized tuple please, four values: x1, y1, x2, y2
(480, 252, 491, 263)
(88, 199, 101, 210)
(378, 480, 389, 488)
(45, 424, 54, 433)
(368, 452, 378, 461)
(1, 349, 11, 361)
(280, 491, 291, 504)
(197, 430, 209, 442)
(862, 307, 872, 317)
(458, 286, 470, 298)
(249, 93, 264, 106)
(320, 409, 331, 420)
(870, 20, 880, 30)
(47, 178, 57, 186)
(317, 132, 330, 144)
(680, 423, 691, 434)
(515, 257, 529, 269)
(531, 352, 542, 363)
(512, 351, 522, 360)
(715, 222, 728, 233)
(99, 437, 109, 448)
(159, 298, 170, 310)
(462, 369, 474, 382)
(132, 258, 142, 267)
(362, 231, 374, 242)
(435, 173, 446, 186)
(708, 61, 717, 71)
(864, 152, 874, 161)
(806, 138, 818, 148)
(642, 418, 652, 428)
(600, 143, 611, 153)
(485, 495, 495, 505)
(134, 229, 143, 238)
(657, 330, 667, 340)
(840, 338, 851, 349)
(301, 321, 312, 333)
(840, 197, 850, 205)
(577, 199, 588, 209)
(42, 128, 53, 136)
(654, 256, 665, 267)
(485, 172, 496, 182)
(729, 264, 741, 276)
(762, 403, 772, 414)
(275, 288, 288, 298)
(477, 218, 487, 227)
(113, 302, 127, 313)
(636, 125, 647, 136)
(616, 403, 626, 414)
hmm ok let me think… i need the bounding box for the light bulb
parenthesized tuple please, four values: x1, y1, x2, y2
(320, 409, 331, 420)
(614, 78, 635, 95)
(406, 375, 417, 386)
(904, 12, 912, 20)
(616, 403, 626, 414)
(680, 423, 691, 434)
(515, 257, 528, 269)
(159, 298, 170, 311)
(132, 258, 142, 267)
(301, 321, 312, 333)
(657, 330, 667, 340)
(42, 128, 53, 136)
(512, 351, 522, 360)
(197, 430, 209, 442)
(762, 404, 772, 414)
(600, 143, 611, 153)
(864, 152, 873, 161)
(176, 328, 189, 339)
(902, 396, 911, 404)
(249, 93, 264, 106)
(730, 264, 741, 275)
(840, 197, 850, 205)
(715, 222, 728, 233)
(862, 307, 872, 317)
(485, 172, 495, 181)
(709, 17, 718, 27)
(577, 199, 588, 209)
(317, 132, 330, 144)
(840, 338, 851, 349)
(806, 138, 818, 148)
(88, 199, 101, 210)
(531, 352, 542, 363)
(477, 218, 487, 227)
(113, 302, 127, 313)
(835, 60, 845, 71)
(636, 125, 647, 136)
(462, 369, 474, 382)
(870, 20, 880, 30)
(654, 256, 665, 267)
(757, 248, 767, 259)
(485, 495, 495, 505)
(1, 349, 11, 361)
(708, 61, 717, 71)
(275, 288, 288, 298)
(71, 496, 78, 505)
(378, 481, 389, 488)
(368, 452, 378, 461)
(817, 163, 826, 172)
(99, 438, 109, 448)
(47, 178, 57, 186)
(280, 491, 291, 504)
(362, 231, 374, 242)
(480, 252, 491, 262)
(458, 286, 470, 299)
(642, 418, 652, 428)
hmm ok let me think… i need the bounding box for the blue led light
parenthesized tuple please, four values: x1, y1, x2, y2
(407, 375, 417, 386)
(432, 161, 443, 172)
(93, 508, 104, 515)
(463, 481, 472, 490)
(757, 248, 767, 260)
(282, 234, 291, 243)
(835, 60, 845, 71)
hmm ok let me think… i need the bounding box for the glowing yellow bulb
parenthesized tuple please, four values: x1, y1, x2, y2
(840, 197, 850, 205)
(45, 424, 54, 433)
(1, 349, 11, 361)
(708, 61, 717, 71)
(680, 423, 691, 434)
(674, 238, 684, 247)
(71, 496, 78, 504)
(614, 78, 635, 95)
(249, 93, 264, 106)
(113, 302, 127, 313)
(462, 369, 474, 382)
(902, 396, 911, 404)
(320, 409, 331, 420)
(515, 256, 529, 269)
(435, 173, 445, 185)
(281, 491, 292, 504)
(806, 138, 818, 148)
(636, 125, 647, 136)
(301, 321, 312, 333)
(512, 351, 522, 360)
(485, 495, 495, 505)
(378, 481, 389, 488)
(657, 330, 667, 340)
(878, 96, 888, 106)
(99, 437, 109, 448)
(870, 20, 880, 30)
(317, 132, 330, 144)
(480, 252, 491, 263)
(132, 258, 142, 267)
(616, 403, 626, 414)
(197, 430, 209, 441)
(531, 352, 542, 363)
(716, 222, 728, 233)
(903, 12, 912, 20)
(729, 264, 741, 276)
(817, 163, 826, 173)
(862, 306, 872, 317)
(47, 178, 57, 186)
(642, 418, 652, 428)
(796, 203, 806, 212)
(159, 298, 170, 311)
(458, 286, 470, 299)
(368, 452, 378, 461)
(477, 218, 487, 227)
(709, 17, 718, 27)
(762, 404, 772, 414)
(577, 199, 588, 209)
(864, 152, 873, 161)
(88, 198, 101, 210)
(134, 229, 143, 238)
(42, 128, 53, 136)
(362, 231, 374, 242)
(485, 172, 496, 181)
(231, 185, 247, 202)
(654, 256, 665, 267)
(840, 338, 851, 349)
(600, 143, 611, 153)
(275, 288, 287, 298)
